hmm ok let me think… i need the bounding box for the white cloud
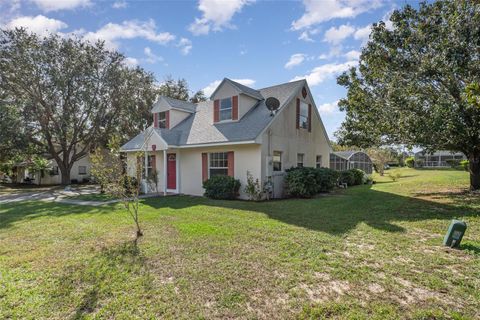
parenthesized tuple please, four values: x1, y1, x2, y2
(5, 15, 67, 37)
(124, 57, 139, 67)
(30, 0, 91, 12)
(143, 47, 163, 64)
(298, 28, 319, 42)
(83, 19, 175, 49)
(344, 50, 360, 60)
(292, 0, 382, 30)
(112, 0, 127, 9)
(317, 100, 339, 114)
(189, 0, 254, 35)
(285, 53, 306, 69)
(202, 78, 255, 96)
(382, 9, 394, 31)
(323, 24, 355, 44)
(177, 38, 192, 55)
(353, 24, 371, 42)
(291, 60, 357, 86)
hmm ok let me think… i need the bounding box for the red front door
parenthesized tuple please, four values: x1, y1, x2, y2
(167, 153, 176, 190)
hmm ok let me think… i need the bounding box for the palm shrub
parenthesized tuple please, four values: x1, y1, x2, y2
(203, 175, 241, 200)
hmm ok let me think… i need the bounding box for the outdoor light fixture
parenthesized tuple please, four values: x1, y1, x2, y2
(443, 220, 467, 248)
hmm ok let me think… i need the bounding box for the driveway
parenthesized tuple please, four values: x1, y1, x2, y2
(0, 185, 100, 205)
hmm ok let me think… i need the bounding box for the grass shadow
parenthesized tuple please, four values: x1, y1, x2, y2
(143, 185, 480, 236)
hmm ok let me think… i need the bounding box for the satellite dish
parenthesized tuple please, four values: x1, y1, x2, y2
(265, 97, 280, 116)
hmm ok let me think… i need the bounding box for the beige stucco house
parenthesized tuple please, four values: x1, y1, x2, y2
(121, 78, 331, 199)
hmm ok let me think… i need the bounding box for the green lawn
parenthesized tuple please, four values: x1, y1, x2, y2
(1, 168, 479, 319)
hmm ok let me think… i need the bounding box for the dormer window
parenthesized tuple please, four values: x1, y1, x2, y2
(220, 98, 232, 121)
(298, 101, 309, 129)
(158, 111, 167, 129)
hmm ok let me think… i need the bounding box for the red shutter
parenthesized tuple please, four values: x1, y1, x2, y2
(202, 153, 208, 182)
(165, 110, 170, 129)
(227, 151, 234, 177)
(308, 104, 312, 132)
(296, 98, 300, 129)
(214, 100, 220, 122)
(232, 96, 238, 120)
(153, 113, 158, 128)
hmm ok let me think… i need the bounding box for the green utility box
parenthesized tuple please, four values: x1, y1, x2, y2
(443, 220, 467, 248)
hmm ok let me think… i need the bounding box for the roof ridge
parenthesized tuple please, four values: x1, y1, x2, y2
(258, 79, 305, 91)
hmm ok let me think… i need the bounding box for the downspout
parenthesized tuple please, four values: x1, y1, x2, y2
(163, 149, 167, 195)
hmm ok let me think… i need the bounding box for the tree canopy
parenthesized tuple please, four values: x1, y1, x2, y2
(157, 75, 207, 103)
(0, 29, 157, 184)
(336, 0, 480, 189)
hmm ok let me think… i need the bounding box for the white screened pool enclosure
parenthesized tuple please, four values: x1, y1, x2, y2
(329, 151, 373, 174)
(414, 150, 466, 168)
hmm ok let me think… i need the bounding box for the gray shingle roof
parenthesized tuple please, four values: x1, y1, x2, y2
(153, 96, 197, 113)
(121, 79, 305, 150)
(210, 78, 264, 100)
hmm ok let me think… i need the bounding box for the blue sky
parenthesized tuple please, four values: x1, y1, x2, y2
(0, 0, 417, 140)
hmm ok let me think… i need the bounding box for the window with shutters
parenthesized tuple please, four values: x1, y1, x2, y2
(209, 152, 229, 177)
(273, 151, 282, 172)
(158, 112, 167, 128)
(297, 153, 304, 168)
(220, 98, 232, 121)
(298, 101, 309, 129)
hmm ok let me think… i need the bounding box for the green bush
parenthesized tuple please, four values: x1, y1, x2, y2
(285, 167, 319, 198)
(316, 167, 339, 192)
(349, 168, 365, 185)
(446, 159, 461, 168)
(285, 167, 338, 198)
(460, 160, 469, 172)
(203, 175, 241, 200)
(405, 156, 415, 168)
(339, 170, 356, 186)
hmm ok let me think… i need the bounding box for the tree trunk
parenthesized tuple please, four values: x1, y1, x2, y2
(469, 154, 480, 191)
(59, 166, 71, 185)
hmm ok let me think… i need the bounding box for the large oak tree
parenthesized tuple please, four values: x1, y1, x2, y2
(0, 29, 156, 184)
(336, 0, 480, 190)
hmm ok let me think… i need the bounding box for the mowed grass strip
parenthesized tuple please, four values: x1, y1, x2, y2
(0, 168, 479, 319)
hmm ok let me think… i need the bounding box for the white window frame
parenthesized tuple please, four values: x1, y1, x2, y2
(316, 155, 322, 168)
(209, 152, 229, 177)
(297, 153, 304, 168)
(158, 112, 167, 128)
(273, 151, 282, 172)
(219, 98, 232, 121)
(78, 166, 87, 175)
(298, 101, 309, 129)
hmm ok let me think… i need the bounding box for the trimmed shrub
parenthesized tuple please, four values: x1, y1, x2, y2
(203, 175, 241, 200)
(460, 160, 469, 172)
(349, 168, 365, 185)
(285, 167, 319, 198)
(316, 167, 339, 192)
(405, 156, 415, 168)
(338, 170, 356, 186)
(285, 167, 339, 198)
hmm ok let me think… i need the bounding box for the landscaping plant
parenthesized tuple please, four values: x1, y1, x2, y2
(405, 157, 415, 168)
(203, 175, 241, 200)
(91, 135, 144, 238)
(244, 171, 263, 201)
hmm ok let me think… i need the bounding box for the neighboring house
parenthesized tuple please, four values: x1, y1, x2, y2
(414, 150, 466, 168)
(12, 154, 92, 185)
(329, 151, 373, 174)
(120, 78, 331, 199)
